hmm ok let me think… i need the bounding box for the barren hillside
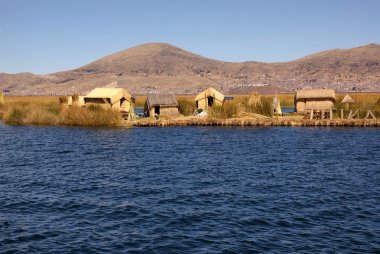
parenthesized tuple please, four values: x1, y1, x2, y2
(0, 43, 379, 95)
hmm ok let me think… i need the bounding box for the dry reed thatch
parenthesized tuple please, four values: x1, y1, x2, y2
(295, 88, 336, 100)
(194, 87, 225, 102)
(146, 94, 178, 107)
(84, 88, 133, 104)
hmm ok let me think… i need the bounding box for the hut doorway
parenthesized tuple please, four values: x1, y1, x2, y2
(207, 96, 214, 107)
(154, 106, 160, 115)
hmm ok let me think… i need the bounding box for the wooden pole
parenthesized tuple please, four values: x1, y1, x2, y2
(341, 109, 344, 119)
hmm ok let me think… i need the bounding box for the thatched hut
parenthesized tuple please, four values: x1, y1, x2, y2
(145, 94, 179, 117)
(295, 88, 336, 113)
(194, 88, 225, 110)
(84, 88, 134, 113)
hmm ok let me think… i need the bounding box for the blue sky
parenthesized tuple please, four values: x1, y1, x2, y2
(1, 0, 379, 74)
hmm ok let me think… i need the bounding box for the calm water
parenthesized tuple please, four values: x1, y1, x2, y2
(0, 123, 379, 253)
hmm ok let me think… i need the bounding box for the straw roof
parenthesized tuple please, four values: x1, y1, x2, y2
(146, 94, 178, 107)
(194, 87, 225, 102)
(341, 94, 355, 104)
(85, 88, 132, 104)
(295, 88, 336, 101)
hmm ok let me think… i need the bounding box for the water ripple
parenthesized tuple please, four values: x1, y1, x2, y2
(0, 124, 379, 253)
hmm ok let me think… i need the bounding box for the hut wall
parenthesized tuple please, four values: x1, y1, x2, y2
(296, 100, 306, 113)
(196, 98, 223, 110)
(149, 108, 156, 117)
(160, 107, 179, 117)
(120, 99, 132, 112)
(197, 99, 207, 110)
(305, 99, 334, 110)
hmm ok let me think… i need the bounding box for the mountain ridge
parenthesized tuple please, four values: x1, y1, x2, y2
(1, 43, 379, 95)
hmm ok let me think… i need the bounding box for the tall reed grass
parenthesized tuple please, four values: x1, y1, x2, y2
(334, 98, 380, 118)
(209, 101, 238, 118)
(61, 106, 122, 126)
(243, 97, 273, 117)
(3, 102, 123, 126)
(4, 102, 62, 125)
(178, 99, 196, 116)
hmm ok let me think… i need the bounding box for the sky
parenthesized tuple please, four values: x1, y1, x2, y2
(1, 0, 380, 74)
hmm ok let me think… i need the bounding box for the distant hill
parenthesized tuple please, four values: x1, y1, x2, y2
(1, 43, 380, 95)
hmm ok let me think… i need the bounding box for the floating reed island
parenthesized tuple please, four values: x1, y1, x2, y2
(132, 117, 380, 127)
(0, 87, 379, 127)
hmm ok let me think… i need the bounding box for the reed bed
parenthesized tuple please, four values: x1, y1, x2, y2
(178, 98, 196, 116)
(242, 96, 273, 117)
(209, 101, 239, 118)
(61, 106, 122, 126)
(3, 101, 122, 126)
(3, 102, 62, 125)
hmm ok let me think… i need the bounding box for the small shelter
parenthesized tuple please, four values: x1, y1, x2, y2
(194, 87, 225, 110)
(341, 94, 355, 104)
(84, 88, 135, 119)
(145, 94, 179, 117)
(294, 88, 336, 113)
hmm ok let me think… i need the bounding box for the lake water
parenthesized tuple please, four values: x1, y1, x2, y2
(0, 123, 379, 253)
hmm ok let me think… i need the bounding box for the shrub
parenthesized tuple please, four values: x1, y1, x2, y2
(178, 99, 196, 116)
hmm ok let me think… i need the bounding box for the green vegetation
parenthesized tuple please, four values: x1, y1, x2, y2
(178, 98, 196, 116)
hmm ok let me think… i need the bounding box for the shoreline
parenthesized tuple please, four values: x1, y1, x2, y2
(131, 118, 380, 127)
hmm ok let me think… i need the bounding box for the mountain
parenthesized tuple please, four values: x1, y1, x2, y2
(1, 43, 379, 95)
